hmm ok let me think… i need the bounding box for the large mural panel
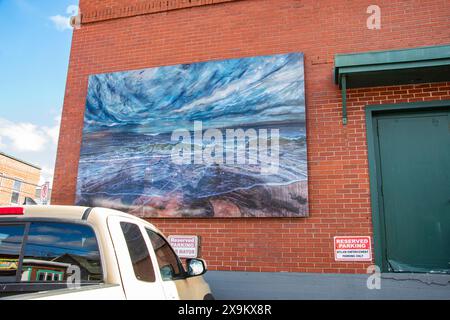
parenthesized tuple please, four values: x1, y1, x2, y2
(76, 53, 308, 217)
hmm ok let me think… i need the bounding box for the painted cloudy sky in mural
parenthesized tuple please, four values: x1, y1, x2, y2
(76, 53, 308, 218)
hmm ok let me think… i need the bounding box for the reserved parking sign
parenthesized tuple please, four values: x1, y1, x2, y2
(334, 236, 372, 261)
(168, 235, 199, 259)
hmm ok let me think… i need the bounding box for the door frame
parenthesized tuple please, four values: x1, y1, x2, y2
(365, 99, 450, 272)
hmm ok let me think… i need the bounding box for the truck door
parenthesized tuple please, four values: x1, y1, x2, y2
(107, 216, 166, 300)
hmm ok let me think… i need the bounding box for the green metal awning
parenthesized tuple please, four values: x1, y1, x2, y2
(334, 44, 450, 124)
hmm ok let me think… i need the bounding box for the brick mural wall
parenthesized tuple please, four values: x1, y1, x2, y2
(53, 0, 450, 273)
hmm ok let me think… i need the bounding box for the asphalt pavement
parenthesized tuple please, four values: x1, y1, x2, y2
(204, 271, 450, 300)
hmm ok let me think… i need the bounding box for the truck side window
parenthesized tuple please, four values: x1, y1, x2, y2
(146, 229, 184, 281)
(0, 224, 25, 282)
(22, 222, 102, 283)
(120, 222, 155, 283)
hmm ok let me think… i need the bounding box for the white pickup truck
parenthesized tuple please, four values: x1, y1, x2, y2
(0, 205, 214, 300)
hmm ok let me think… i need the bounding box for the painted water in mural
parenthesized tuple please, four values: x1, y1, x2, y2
(76, 53, 308, 217)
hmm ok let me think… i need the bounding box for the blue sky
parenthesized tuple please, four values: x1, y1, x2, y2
(0, 0, 79, 185)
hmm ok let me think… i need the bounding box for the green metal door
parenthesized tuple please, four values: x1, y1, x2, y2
(374, 109, 450, 273)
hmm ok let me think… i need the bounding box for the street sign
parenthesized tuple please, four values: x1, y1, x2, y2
(334, 236, 372, 261)
(40, 182, 50, 204)
(168, 235, 199, 259)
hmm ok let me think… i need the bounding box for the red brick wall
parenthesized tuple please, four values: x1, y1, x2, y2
(53, 0, 450, 273)
(78, 0, 239, 23)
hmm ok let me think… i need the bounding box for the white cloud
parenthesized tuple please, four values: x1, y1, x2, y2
(0, 116, 61, 187)
(45, 125, 60, 145)
(39, 165, 54, 186)
(0, 117, 60, 152)
(49, 15, 71, 31)
(66, 5, 79, 16)
(50, 5, 79, 31)
(43, 116, 61, 145)
(0, 119, 48, 152)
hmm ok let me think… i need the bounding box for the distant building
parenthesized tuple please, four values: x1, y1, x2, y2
(0, 152, 41, 205)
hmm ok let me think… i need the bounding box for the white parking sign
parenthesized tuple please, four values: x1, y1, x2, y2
(168, 235, 199, 259)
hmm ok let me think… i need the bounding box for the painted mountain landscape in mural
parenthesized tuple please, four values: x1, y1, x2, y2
(76, 53, 308, 217)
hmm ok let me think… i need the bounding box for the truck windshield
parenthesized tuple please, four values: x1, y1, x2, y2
(0, 221, 103, 296)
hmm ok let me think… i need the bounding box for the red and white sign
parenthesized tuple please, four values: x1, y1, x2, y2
(334, 236, 372, 261)
(40, 182, 50, 204)
(168, 235, 199, 259)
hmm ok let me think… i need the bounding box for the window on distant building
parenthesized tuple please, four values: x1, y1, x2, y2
(10, 180, 22, 204)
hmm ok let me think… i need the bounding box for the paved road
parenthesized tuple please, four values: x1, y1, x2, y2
(204, 271, 450, 300)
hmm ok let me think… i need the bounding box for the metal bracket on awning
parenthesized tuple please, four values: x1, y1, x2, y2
(341, 75, 347, 125)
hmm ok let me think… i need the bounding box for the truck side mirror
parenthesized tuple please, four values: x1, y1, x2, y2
(186, 258, 207, 277)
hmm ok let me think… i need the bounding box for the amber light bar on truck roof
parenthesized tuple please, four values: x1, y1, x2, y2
(0, 207, 24, 215)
